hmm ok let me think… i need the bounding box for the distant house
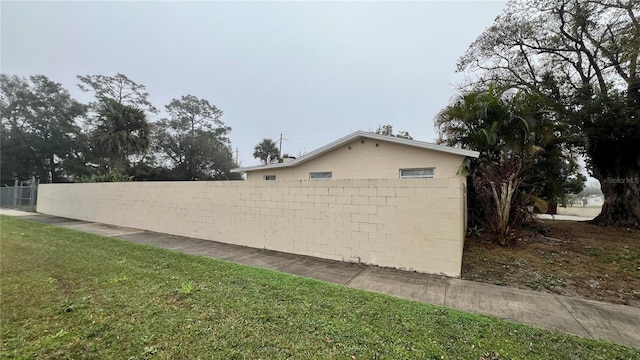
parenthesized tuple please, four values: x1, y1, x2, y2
(232, 131, 479, 181)
(585, 194, 604, 206)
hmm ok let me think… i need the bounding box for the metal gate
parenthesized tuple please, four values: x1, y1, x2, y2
(0, 178, 39, 212)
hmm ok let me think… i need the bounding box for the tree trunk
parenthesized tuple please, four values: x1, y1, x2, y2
(48, 154, 57, 183)
(587, 89, 640, 228)
(113, 154, 126, 172)
(591, 169, 640, 228)
(546, 202, 558, 215)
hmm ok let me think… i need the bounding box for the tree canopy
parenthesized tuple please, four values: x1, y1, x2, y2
(1, 74, 87, 183)
(77, 73, 158, 114)
(373, 124, 413, 140)
(1, 72, 242, 183)
(155, 95, 238, 180)
(457, 0, 640, 227)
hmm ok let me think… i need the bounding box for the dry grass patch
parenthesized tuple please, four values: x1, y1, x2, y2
(463, 220, 640, 306)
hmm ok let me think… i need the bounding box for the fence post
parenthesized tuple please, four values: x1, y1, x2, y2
(29, 176, 37, 212)
(13, 179, 18, 208)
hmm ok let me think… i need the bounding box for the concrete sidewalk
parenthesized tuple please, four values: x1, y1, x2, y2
(2, 209, 639, 349)
(537, 213, 594, 221)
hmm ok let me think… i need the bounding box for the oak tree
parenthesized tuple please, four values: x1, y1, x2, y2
(458, 0, 640, 227)
(0, 74, 87, 182)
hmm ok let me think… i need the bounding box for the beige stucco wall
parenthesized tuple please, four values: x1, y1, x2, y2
(245, 140, 465, 181)
(37, 178, 466, 276)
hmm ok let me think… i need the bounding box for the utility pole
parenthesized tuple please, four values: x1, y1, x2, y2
(278, 133, 289, 160)
(278, 133, 288, 159)
(235, 147, 239, 165)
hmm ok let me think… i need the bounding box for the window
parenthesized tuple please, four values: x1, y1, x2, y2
(309, 171, 332, 180)
(400, 168, 435, 178)
(264, 175, 276, 180)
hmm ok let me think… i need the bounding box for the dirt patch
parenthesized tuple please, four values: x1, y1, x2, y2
(462, 220, 640, 307)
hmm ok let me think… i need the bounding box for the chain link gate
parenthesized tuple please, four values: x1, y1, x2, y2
(0, 177, 39, 212)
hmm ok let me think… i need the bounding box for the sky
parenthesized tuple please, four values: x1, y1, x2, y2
(1, 0, 507, 167)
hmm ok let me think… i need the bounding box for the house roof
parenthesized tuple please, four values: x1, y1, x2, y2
(231, 130, 480, 173)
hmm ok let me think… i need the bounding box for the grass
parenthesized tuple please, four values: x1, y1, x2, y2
(1, 216, 638, 359)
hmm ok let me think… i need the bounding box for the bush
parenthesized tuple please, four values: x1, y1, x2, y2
(474, 155, 534, 245)
(79, 170, 133, 183)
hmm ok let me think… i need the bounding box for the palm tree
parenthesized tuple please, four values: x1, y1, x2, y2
(253, 138, 280, 165)
(434, 85, 534, 160)
(435, 85, 583, 234)
(91, 99, 151, 171)
(434, 85, 539, 234)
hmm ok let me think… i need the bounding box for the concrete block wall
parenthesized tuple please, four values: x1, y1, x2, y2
(37, 178, 466, 276)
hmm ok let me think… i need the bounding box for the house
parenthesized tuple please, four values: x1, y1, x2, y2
(585, 194, 604, 206)
(38, 131, 481, 276)
(232, 131, 479, 181)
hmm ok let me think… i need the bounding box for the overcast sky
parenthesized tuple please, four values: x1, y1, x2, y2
(2, 1, 506, 167)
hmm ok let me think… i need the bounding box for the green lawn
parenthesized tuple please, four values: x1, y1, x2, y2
(1, 216, 638, 359)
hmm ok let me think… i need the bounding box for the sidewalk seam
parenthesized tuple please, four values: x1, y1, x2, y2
(554, 294, 593, 338)
(443, 280, 449, 307)
(344, 266, 369, 286)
